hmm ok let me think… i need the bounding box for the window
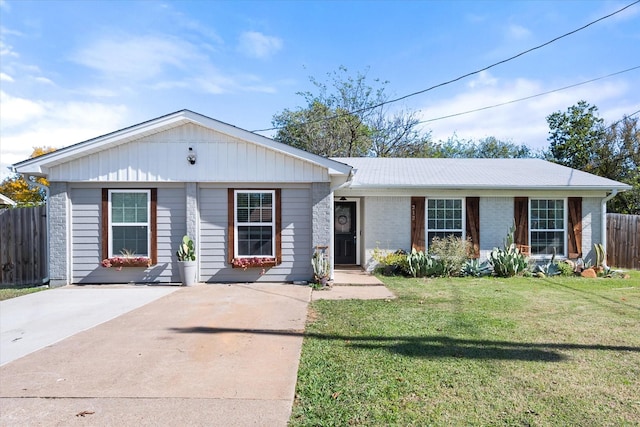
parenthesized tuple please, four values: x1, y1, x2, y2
(102, 189, 157, 262)
(426, 199, 464, 246)
(530, 199, 565, 256)
(234, 190, 275, 257)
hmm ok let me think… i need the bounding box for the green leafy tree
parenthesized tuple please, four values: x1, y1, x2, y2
(431, 136, 534, 158)
(546, 102, 639, 214)
(0, 147, 56, 207)
(545, 100, 605, 170)
(272, 66, 428, 157)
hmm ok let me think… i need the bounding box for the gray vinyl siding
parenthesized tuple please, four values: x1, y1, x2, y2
(71, 187, 186, 284)
(199, 186, 313, 282)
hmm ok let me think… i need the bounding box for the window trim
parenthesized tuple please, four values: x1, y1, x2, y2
(102, 188, 157, 264)
(425, 197, 466, 251)
(529, 198, 567, 258)
(228, 188, 282, 265)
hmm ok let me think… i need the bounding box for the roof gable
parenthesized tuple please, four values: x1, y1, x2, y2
(12, 110, 352, 180)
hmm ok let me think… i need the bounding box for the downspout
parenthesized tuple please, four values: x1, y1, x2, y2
(22, 174, 51, 285)
(600, 189, 618, 263)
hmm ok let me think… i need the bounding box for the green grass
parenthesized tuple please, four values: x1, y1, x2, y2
(0, 285, 48, 301)
(291, 271, 640, 426)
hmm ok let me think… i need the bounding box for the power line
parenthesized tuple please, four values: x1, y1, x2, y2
(252, 0, 640, 133)
(417, 66, 640, 124)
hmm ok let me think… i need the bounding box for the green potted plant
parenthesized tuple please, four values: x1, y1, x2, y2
(176, 235, 197, 286)
(311, 251, 330, 287)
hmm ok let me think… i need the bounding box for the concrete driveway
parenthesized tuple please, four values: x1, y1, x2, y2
(0, 283, 311, 426)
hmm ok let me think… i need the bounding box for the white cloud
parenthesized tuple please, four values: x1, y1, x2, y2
(0, 92, 128, 179)
(507, 23, 531, 40)
(417, 76, 632, 149)
(0, 72, 13, 82)
(238, 31, 282, 59)
(72, 34, 202, 81)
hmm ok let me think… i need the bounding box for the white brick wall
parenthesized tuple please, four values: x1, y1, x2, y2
(582, 197, 601, 264)
(312, 182, 331, 249)
(48, 182, 69, 287)
(479, 197, 514, 259)
(362, 196, 411, 271)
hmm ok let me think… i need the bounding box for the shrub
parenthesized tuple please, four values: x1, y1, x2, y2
(429, 236, 471, 277)
(372, 248, 409, 276)
(461, 259, 492, 277)
(407, 249, 444, 278)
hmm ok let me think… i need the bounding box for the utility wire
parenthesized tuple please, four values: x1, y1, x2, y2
(252, 0, 640, 133)
(417, 66, 640, 124)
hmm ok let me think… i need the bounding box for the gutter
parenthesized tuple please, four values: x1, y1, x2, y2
(600, 189, 619, 264)
(21, 174, 50, 285)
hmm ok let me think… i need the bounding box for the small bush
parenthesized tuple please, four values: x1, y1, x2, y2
(557, 261, 575, 277)
(429, 236, 471, 277)
(461, 259, 492, 277)
(372, 248, 409, 276)
(407, 249, 445, 278)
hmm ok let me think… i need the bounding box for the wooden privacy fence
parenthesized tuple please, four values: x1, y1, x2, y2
(607, 213, 639, 270)
(0, 206, 48, 286)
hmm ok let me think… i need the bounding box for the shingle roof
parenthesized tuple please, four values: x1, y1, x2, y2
(332, 158, 630, 190)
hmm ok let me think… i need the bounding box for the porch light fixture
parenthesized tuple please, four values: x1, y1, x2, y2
(339, 196, 347, 201)
(187, 147, 196, 165)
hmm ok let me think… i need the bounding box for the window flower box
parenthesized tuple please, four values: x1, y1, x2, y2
(101, 256, 152, 269)
(231, 257, 277, 270)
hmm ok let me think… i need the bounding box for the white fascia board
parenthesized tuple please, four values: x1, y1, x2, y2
(345, 183, 632, 192)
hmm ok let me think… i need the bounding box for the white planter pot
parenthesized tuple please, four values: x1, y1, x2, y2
(178, 260, 197, 286)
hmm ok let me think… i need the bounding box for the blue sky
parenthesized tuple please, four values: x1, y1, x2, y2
(1, 0, 639, 179)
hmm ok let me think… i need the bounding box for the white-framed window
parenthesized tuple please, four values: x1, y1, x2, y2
(234, 190, 275, 258)
(108, 190, 151, 257)
(530, 198, 566, 257)
(426, 198, 464, 247)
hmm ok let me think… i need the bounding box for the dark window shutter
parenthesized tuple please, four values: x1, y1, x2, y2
(411, 197, 425, 252)
(568, 197, 582, 258)
(514, 197, 529, 247)
(228, 189, 235, 264)
(466, 197, 480, 258)
(275, 189, 282, 264)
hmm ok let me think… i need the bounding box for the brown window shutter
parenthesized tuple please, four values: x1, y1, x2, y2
(102, 189, 108, 260)
(150, 189, 157, 265)
(411, 197, 425, 252)
(228, 189, 235, 264)
(514, 197, 529, 247)
(568, 197, 582, 258)
(275, 189, 282, 264)
(466, 197, 480, 258)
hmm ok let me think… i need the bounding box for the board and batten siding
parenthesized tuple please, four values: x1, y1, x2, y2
(199, 186, 313, 282)
(47, 123, 329, 183)
(71, 187, 186, 284)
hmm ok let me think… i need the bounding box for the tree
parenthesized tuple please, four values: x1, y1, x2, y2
(545, 100, 605, 170)
(272, 66, 428, 157)
(0, 146, 56, 206)
(431, 136, 535, 158)
(546, 102, 639, 214)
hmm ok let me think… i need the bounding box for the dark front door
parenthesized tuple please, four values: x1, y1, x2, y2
(335, 201, 357, 265)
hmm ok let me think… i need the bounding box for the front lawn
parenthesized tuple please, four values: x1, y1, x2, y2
(291, 272, 640, 426)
